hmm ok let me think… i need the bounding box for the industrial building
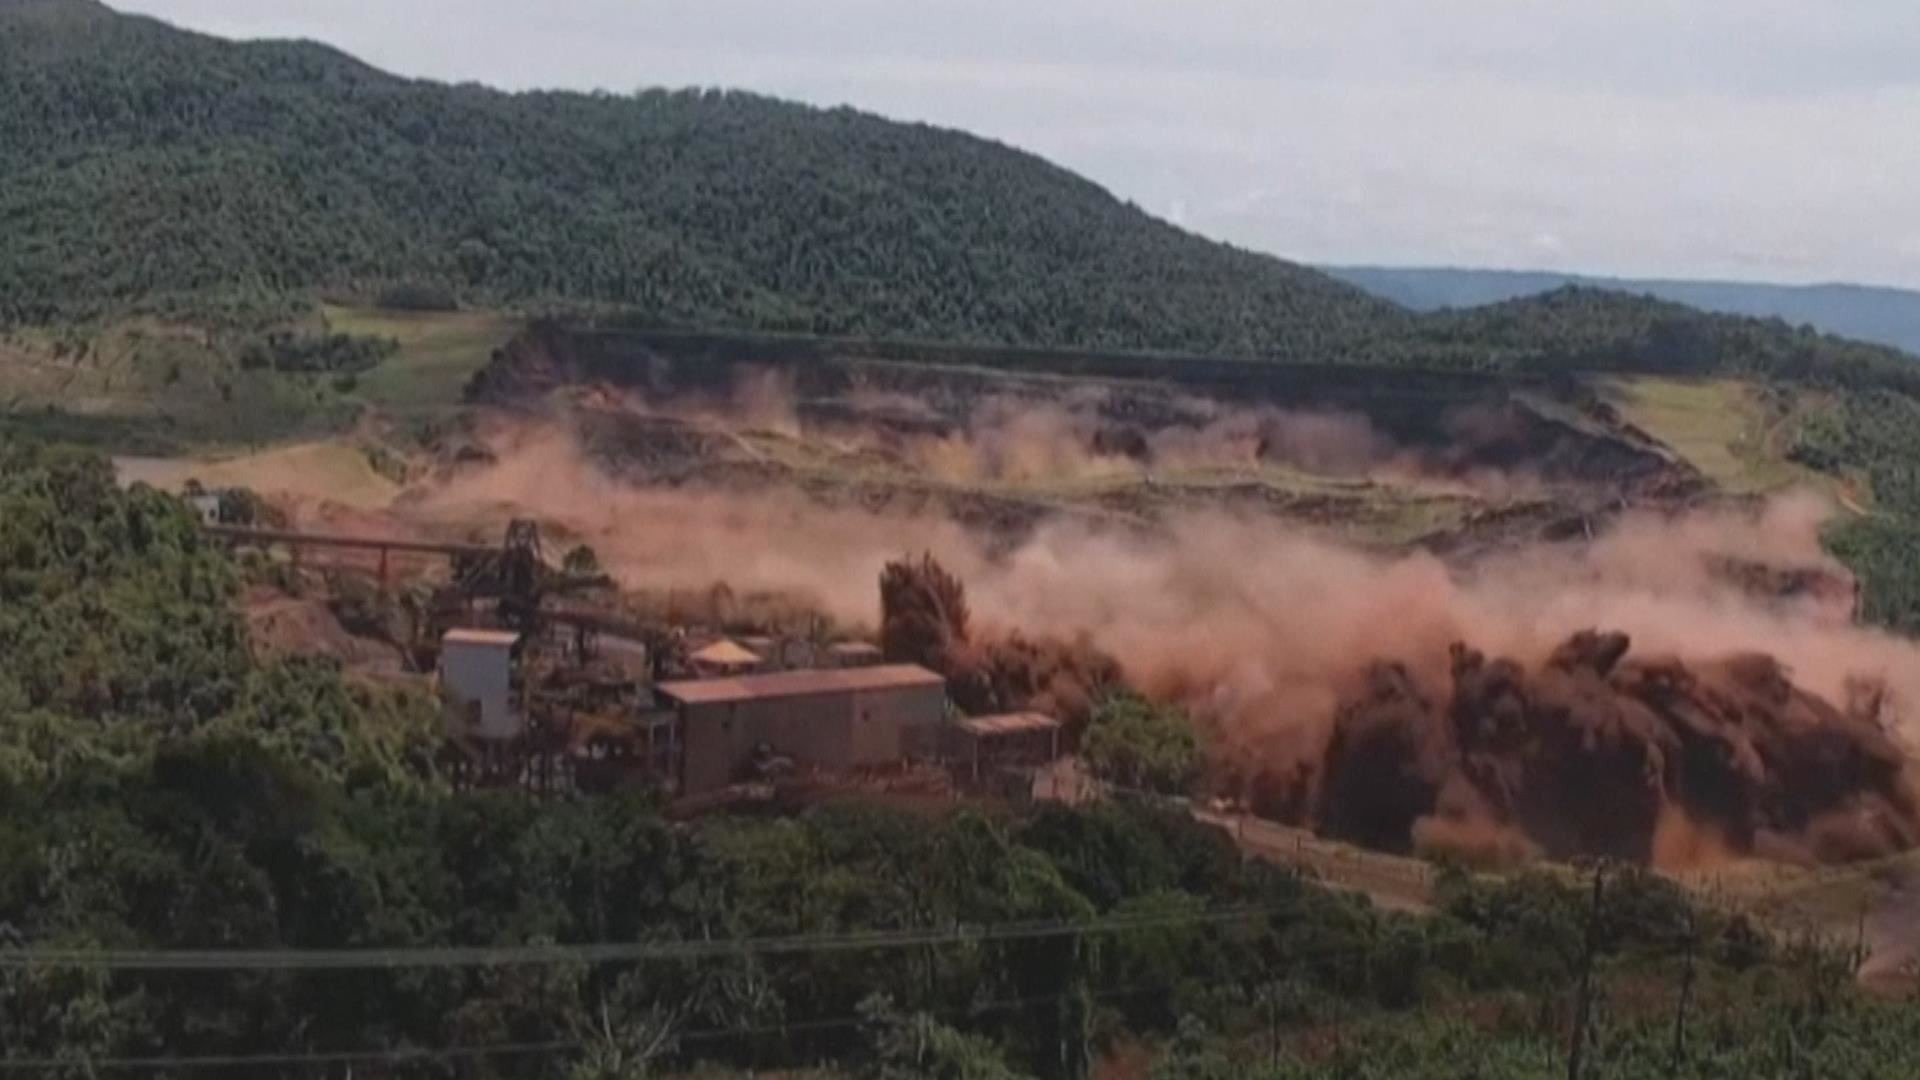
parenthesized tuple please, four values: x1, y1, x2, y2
(656, 664, 947, 794)
(430, 614, 1061, 802)
(439, 628, 522, 739)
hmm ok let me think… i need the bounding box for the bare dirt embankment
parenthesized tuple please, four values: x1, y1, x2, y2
(457, 322, 1705, 549)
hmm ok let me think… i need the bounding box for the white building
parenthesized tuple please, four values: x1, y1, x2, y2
(186, 492, 223, 525)
(439, 628, 521, 739)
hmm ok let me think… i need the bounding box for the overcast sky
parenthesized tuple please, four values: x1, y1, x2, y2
(116, 1, 1920, 289)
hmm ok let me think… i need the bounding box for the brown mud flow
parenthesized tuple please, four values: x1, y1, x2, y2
(880, 553, 1118, 726)
(878, 551, 1920, 869)
(1293, 630, 1920, 866)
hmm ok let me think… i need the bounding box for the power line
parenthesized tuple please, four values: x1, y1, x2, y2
(0, 981, 1168, 1073)
(0, 905, 1273, 972)
(0, 929, 1728, 1074)
(0, 1040, 574, 1073)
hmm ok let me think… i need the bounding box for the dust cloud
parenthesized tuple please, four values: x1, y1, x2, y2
(880, 553, 1119, 725)
(403, 420, 1920, 866)
(584, 363, 1533, 492)
(901, 396, 1427, 486)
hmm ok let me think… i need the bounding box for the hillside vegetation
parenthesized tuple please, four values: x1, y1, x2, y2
(1789, 389, 1920, 633)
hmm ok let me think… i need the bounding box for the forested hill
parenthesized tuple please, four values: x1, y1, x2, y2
(1327, 265, 1920, 356)
(0, 0, 1400, 355)
(1373, 286, 1917, 388)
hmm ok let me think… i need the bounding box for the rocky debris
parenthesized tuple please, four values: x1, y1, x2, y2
(880, 553, 1120, 727)
(1298, 629, 1920, 866)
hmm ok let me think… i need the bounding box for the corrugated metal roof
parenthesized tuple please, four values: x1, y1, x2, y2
(953, 712, 1061, 737)
(658, 664, 945, 705)
(689, 639, 762, 666)
(443, 628, 520, 647)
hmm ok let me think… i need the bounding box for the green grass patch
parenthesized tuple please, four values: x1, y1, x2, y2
(1601, 375, 1828, 494)
(113, 441, 404, 507)
(322, 304, 520, 423)
(2, 306, 516, 456)
(0, 320, 364, 452)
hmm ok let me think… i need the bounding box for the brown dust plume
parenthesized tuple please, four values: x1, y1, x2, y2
(403, 421, 1920, 865)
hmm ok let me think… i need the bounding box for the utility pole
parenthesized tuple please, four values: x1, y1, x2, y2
(1668, 912, 1697, 1076)
(1331, 957, 1345, 1059)
(1255, 980, 1281, 1070)
(1854, 904, 1869, 976)
(1568, 862, 1608, 1080)
(1269, 991, 1280, 1070)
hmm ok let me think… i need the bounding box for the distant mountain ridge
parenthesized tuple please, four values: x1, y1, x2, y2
(1325, 266, 1920, 357)
(2, 0, 1917, 394)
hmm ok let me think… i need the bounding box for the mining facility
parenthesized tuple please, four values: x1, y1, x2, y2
(207, 517, 1065, 802)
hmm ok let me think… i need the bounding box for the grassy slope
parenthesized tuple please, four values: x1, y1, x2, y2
(321, 304, 519, 424)
(1600, 376, 1832, 495)
(1, 303, 519, 451)
(0, 319, 359, 452)
(112, 441, 402, 507)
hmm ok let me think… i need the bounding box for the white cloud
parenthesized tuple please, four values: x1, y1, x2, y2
(113, 0, 1920, 287)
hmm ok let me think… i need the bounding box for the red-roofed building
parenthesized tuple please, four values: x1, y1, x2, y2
(655, 664, 947, 794)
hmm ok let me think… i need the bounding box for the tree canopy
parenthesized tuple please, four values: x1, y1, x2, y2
(1080, 690, 1201, 796)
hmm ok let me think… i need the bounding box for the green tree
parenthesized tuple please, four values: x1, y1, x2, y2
(568, 988, 679, 1080)
(1080, 691, 1200, 795)
(564, 544, 604, 577)
(858, 995, 1031, 1080)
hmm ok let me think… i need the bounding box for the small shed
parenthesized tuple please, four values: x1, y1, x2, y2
(689, 638, 765, 677)
(947, 712, 1063, 782)
(439, 628, 521, 740)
